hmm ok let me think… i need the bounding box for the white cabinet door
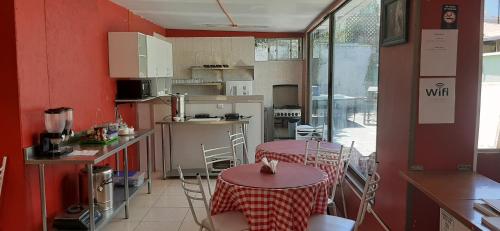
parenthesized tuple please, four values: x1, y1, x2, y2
(165, 41, 173, 77)
(147, 36, 171, 78)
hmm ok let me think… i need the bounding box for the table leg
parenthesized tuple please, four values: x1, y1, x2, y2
(161, 124, 166, 179)
(168, 124, 173, 178)
(116, 151, 120, 172)
(147, 135, 152, 194)
(124, 147, 129, 219)
(87, 164, 95, 231)
(242, 123, 249, 164)
(39, 164, 48, 231)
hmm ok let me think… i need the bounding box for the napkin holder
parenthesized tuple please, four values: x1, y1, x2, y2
(260, 157, 278, 174)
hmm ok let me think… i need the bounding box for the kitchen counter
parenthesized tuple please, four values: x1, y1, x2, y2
(156, 118, 251, 125)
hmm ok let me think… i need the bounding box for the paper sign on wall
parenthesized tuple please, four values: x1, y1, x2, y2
(419, 78, 456, 124)
(420, 29, 458, 76)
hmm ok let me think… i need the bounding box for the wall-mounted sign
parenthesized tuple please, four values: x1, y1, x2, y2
(441, 5, 458, 29)
(420, 29, 458, 76)
(419, 78, 456, 124)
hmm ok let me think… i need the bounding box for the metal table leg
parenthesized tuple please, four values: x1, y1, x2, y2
(161, 124, 166, 179)
(168, 124, 173, 178)
(39, 164, 48, 231)
(116, 152, 120, 172)
(124, 148, 130, 219)
(242, 123, 249, 164)
(146, 135, 152, 194)
(87, 164, 95, 231)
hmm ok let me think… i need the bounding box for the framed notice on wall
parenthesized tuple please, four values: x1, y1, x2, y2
(419, 78, 456, 124)
(420, 29, 458, 76)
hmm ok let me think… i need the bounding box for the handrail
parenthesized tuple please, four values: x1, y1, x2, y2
(0, 156, 7, 198)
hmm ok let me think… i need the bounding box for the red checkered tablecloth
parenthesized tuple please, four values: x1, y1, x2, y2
(210, 163, 329, 231)
(255, 140, 341, 188)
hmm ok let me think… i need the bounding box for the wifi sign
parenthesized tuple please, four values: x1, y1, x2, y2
(425, 82, 449, 97)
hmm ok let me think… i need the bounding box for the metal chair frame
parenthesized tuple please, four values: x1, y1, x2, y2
(353, 162, 381, 231)
(228, 128, 248, 164)
(201, 144, 237, 196)
(177, 166, 216, 231)
(0, 156, 6, 198)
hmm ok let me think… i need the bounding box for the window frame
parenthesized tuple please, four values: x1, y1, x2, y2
(307, 0, 382, 183)
(255, 38, 303, 61)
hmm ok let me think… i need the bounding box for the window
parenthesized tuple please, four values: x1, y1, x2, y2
(479, 1, 500, 150)
(309, 19, 330, 129)
(307, 0, 381, 179)
(255, 38, 302, 61)
(331, 0, 380, 178)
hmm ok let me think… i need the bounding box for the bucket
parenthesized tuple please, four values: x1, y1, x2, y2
(80, 166, 113, 211)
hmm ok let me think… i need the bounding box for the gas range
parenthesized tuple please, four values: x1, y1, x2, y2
(273, 106, 301, 118)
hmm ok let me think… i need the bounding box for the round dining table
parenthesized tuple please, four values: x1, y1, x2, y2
(210, 162, 329, 231)
(255, 140, 342, 187)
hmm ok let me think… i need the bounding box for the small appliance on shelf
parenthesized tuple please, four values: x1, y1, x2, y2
(53, 204, 103, 230)
(37, 108, 74, 158)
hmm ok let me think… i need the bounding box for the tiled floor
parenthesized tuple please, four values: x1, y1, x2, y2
(103, 172, 215, 231)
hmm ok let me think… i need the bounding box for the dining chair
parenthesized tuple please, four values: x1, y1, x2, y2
(0, 156, 6, 198)
(304, 140, 321, 166)
(201, 144, 237, 196)
(307, 161, 381, 231)
(177, 166, 249, 231)
(338, 141, 355, 217)
(228, 128, 248, 164)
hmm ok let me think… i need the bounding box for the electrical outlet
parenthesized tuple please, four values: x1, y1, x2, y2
(217, 104, 224, 109)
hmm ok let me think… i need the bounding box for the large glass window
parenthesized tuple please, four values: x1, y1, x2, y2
(309, 19, 330, 130)
(331, 0, 380, 178)
(479, 1, 500, 150)
(255, 38, 302, 61)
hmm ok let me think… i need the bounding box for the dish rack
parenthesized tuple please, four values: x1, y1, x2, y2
(0, 156, 6, 198)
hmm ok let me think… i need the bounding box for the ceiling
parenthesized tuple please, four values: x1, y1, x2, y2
(111, 0, 334, 32)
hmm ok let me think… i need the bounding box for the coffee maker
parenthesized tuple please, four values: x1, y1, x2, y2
(38, 108, 73, 157)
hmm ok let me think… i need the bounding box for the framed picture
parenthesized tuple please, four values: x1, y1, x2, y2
(381, 0, 408, 46)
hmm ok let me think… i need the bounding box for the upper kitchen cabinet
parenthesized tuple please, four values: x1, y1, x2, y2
(108, 32, 173, 78)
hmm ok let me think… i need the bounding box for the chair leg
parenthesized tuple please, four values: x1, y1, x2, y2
(341, 185, 347, 217)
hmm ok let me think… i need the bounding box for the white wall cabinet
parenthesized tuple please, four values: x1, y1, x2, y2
(108, 32, 173, 78)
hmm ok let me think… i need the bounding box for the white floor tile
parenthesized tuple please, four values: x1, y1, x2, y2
(134, 220, 182, 231)
(143, 207, 188, 222)
(101, 219, 139, 231)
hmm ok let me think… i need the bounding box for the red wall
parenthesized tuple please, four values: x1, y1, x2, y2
(410, 0, 482, 230)
(166, 29, 303, 38)
(1, 0, 166, 230)
(477, 153, 500, 182)
(0, 0, 27, 229)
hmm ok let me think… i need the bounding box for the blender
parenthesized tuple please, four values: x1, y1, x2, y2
(39, 108, 73, 157)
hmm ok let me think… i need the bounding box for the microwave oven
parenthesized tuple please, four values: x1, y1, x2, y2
(116, 80, 151, 100)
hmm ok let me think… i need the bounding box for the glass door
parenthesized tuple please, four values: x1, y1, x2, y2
(331, 0, 381, 177)
(309, 19, 331, 133)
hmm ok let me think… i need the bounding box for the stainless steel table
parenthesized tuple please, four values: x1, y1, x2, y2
(156, 119, 250, 179)
(24, 129, 154, 231)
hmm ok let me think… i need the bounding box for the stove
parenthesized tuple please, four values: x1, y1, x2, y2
(273, 105, 301, 118)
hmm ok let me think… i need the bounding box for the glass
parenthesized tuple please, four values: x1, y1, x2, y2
(291, 39, 300, 59)
(331, 0, 381, 178)
(255, 39, 269, 61)
(485, 0, 500, 23)
(478, 53, 500, 149)
(309, 19, 330, 130)
(277, 39, 291, 60)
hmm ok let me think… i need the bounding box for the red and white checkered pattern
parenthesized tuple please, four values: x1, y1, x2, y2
(255, 148, 339, 190)
(211, 175, 329, 231)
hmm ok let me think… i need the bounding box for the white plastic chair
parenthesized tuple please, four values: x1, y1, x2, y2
(228, 128, 248, 164)
(201, 144, 237, 196)
(177, 166, 249, 231)
(307, 161, 381, 231)
(296, 124, 326, 141)
(0, 156, 6, 198)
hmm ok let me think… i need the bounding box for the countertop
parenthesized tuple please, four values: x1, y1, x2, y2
(24, 129, 154, 165)
(401, 170, 500, 231)
(156, 118, 251, 125)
